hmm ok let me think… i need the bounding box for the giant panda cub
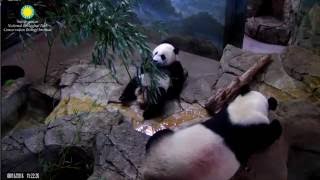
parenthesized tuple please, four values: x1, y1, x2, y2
(143, 86, 282, 180)
(119, 43, 186, 119)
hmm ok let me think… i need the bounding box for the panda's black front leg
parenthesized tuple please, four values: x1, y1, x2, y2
(166, 61, 187, 100)
(119, 76, 140, 104)
(143, 88, 167, 120)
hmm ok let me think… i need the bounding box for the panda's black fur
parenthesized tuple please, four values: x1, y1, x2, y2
(143, 86, 282, 180)
(119, 43, 186, 119)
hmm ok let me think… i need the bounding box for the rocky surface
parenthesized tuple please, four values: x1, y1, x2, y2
(282, 46, 320, 97)
(220, 44, 319, 101)
(1, 78, 62, 136)
(245, 16, 291, 45)
(2, 43, 320, 180)
(1, 111, 148, 180)
(31, 83, 61, 100)
(46, 48, 218, 134)
(276, 100, 320, 180)
(246, 0, 301, 47)
(243, 35, 286, 54)
(1, 78, 30, 128)
(180, 53, 221, 105)
(231, 135, 288, 180)
(220, 44, 320, 180)
(292, 3, 320, 56)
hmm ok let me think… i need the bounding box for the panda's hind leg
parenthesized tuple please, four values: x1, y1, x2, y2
(143, 104, 164, 119)
(119, 76, 140, 104)
(143, 88, 167, 119)
(267, 119, 282, 143)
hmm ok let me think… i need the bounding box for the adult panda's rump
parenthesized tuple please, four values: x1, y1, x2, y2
(143, 125, 240, 180)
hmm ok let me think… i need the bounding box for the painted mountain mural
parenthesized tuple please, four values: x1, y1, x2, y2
(133, 0, 226, 59)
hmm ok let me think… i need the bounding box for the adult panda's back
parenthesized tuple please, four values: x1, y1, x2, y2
(143, 124, 240, 180)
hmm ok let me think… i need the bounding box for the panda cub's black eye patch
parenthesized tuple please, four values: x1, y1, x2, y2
(160, 55, 166, 60)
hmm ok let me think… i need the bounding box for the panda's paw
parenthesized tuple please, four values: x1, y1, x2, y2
(143, 111, 153, 120)
(270, 119, 282, 139)
(119, 96, 130, 106)
(143, 110, 158, 120)
(135, 87, 143, 96)
(184, 69, 188, 79)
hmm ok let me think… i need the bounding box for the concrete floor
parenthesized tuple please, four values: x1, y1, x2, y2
(242, 34, 286, 54)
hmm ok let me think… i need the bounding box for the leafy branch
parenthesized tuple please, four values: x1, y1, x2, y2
(55, 0, 152, 79)
(52, 0, 164, 102)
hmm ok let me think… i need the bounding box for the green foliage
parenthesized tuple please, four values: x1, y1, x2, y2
(140, 58, 167, 104)
(3, 79, 15, 87)
(39, 113, 92, 180)
(48, 0, 163, 103)
(55, 0, 150, 77)
(39, 146, 93, 180)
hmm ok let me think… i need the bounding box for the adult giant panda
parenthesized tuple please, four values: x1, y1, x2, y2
(142, 86, 282, 180)
(119, 43, 186, 119)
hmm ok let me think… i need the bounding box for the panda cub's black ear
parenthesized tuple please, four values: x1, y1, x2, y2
(174, 47, 179, 55)
(239, 84, 250, 95)
(268, 97, 278, 111)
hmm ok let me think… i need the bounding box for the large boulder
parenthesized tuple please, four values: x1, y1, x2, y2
(179, 48, 221, 105)
(282, 46, 320, 98)
(292, 4, 320, 56)
(245, 16, 291, 45)
(1, 78, 30, 128)
(276, 100, 320, 180)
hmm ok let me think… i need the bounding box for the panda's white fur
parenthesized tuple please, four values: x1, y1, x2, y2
(143, 90, 281, 180)
(119, 43, 186, 119)
(138, 43, 178, 91)
(139, 73, 171, 91)
(228, 91, 269, 125)
(143, 124, 240, 180)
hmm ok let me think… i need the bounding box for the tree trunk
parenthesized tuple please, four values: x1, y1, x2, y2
(205, 55, 272, 114)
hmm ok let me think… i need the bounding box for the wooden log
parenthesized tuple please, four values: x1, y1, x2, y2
(205, 55, 272, 114)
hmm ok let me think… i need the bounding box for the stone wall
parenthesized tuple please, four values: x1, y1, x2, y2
(290, 1, 320, 55)
(245, 0, 295, 45)
(245, 0, 319, 47)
